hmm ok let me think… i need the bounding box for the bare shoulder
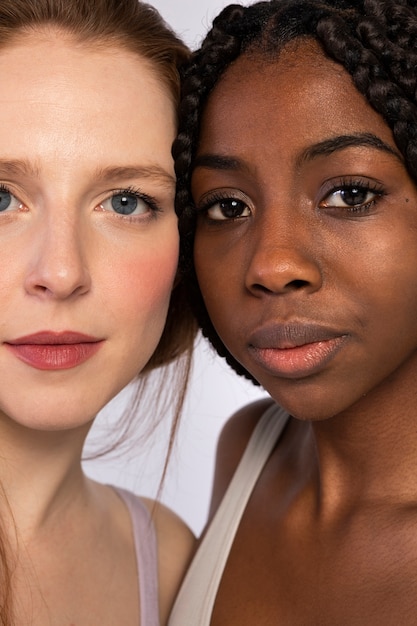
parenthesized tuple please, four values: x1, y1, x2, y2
(140, 497, 195, 625)
(209, 397, 274, 519)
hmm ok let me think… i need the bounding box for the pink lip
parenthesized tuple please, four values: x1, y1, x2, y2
(248, 323, 348, 378)
(5, 331, 104, 370)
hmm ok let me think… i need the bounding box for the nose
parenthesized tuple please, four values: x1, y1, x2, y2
(24, 213, 91, 300)
(245, 221, 322, 296)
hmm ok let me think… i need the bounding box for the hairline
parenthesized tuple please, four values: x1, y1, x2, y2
(0, 22, 179, 108)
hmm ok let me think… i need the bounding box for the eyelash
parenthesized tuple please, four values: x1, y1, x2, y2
(102, 186, 163, 221)
(195, 178, 386, 223)
(319, 177, 385, 214)
(196, 191, 251, 222)
(0, 184, 24, 212)
(0, 184, 164, 220)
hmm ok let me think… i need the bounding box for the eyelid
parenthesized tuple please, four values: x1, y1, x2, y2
(98, 186, 163, 217)
(194, 188, 253, 224)
(0, 183, 25, 213)
(317, 176, 385, 207)
(194, 188, 252, 212)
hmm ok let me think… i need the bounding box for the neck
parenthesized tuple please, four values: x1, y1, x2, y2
(0, 415, 92, 540)
(296, 364, 417, 519)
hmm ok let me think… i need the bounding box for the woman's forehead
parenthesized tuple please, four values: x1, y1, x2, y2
(195, 40, 398, 179)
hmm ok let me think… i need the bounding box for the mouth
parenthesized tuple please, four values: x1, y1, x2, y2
(248, 323, 348, 379)
(5, 331, 104, 371)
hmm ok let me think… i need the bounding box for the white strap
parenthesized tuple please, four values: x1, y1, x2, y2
(168, 404, 289, 625)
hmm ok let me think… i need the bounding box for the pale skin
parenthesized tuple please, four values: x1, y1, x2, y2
(192, 40, 417, 624)
(0, 29, 193, 625)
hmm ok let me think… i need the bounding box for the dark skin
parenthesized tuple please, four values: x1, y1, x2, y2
(192, 41, 417, 624)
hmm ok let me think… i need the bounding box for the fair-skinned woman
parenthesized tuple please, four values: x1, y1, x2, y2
(0, 1, 196, 624)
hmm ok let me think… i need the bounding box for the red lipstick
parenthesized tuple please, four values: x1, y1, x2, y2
(5, 331, 103, 370)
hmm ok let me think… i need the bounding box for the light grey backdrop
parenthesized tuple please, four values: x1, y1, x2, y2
(83, 0, 265, 537)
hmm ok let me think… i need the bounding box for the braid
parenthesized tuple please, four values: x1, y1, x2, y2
(173, 3, 266, 383)
(316, 0, 417, 179)
(174, 0, 417, 382)
(174, 4, 248, 252)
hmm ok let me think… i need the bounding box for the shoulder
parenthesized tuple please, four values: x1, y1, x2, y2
(141, 497, 196, 625)
(209, 397, 275, 519)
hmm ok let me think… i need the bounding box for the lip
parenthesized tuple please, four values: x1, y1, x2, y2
(248, 323, 348, 379)
(5, 331, 104, 371)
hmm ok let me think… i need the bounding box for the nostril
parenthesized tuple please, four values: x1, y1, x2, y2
(288, 279, 310, 289)
(250, 282, 275, 294)
(245, 247, 322, 295)
(33, 284, 49, 294)
(249, 277, 313, 295)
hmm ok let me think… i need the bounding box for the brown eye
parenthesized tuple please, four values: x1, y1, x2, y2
(206, 198, 250, 221)
(320, 185, 379, 210)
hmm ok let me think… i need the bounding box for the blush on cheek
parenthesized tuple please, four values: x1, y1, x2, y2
(119, 245, 179, 319)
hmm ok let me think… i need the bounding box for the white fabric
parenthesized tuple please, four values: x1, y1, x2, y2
(168, 404, 289, 625)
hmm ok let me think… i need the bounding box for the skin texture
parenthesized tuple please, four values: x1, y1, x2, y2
(192, 41, 417, 624)
(0, 29, 193, 625)
(0, 32, 178, 431)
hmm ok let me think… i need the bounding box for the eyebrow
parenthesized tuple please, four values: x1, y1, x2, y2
(92, 165, 176, 187)
(193, 154, 243, 172)
(0, 159, 41, 178)
(193, 132, 402, 173)
(297, 132, 402, 166)
(0, 160, 175, 187)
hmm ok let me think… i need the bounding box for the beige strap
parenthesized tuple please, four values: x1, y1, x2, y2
(168, 404, 289, 625)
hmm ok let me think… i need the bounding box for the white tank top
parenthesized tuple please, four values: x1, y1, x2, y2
(168, 404, 289, 625)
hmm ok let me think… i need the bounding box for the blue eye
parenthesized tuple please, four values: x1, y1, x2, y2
(111, 192, 139, 215)
(0, 189, 11, 212)
(100, 189, 154, 217)
(0, 186, 21, 212)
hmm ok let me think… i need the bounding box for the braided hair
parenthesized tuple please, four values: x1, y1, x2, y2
(173, 0, 417, 383)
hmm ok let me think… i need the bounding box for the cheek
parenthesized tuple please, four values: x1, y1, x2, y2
(110, 235, 179, 324)
(195, 238, 235, 314)
(195, 246, 215, 305)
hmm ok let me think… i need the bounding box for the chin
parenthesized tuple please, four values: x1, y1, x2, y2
(266, 383, 358, 423)
(0, 401, 98, 434)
